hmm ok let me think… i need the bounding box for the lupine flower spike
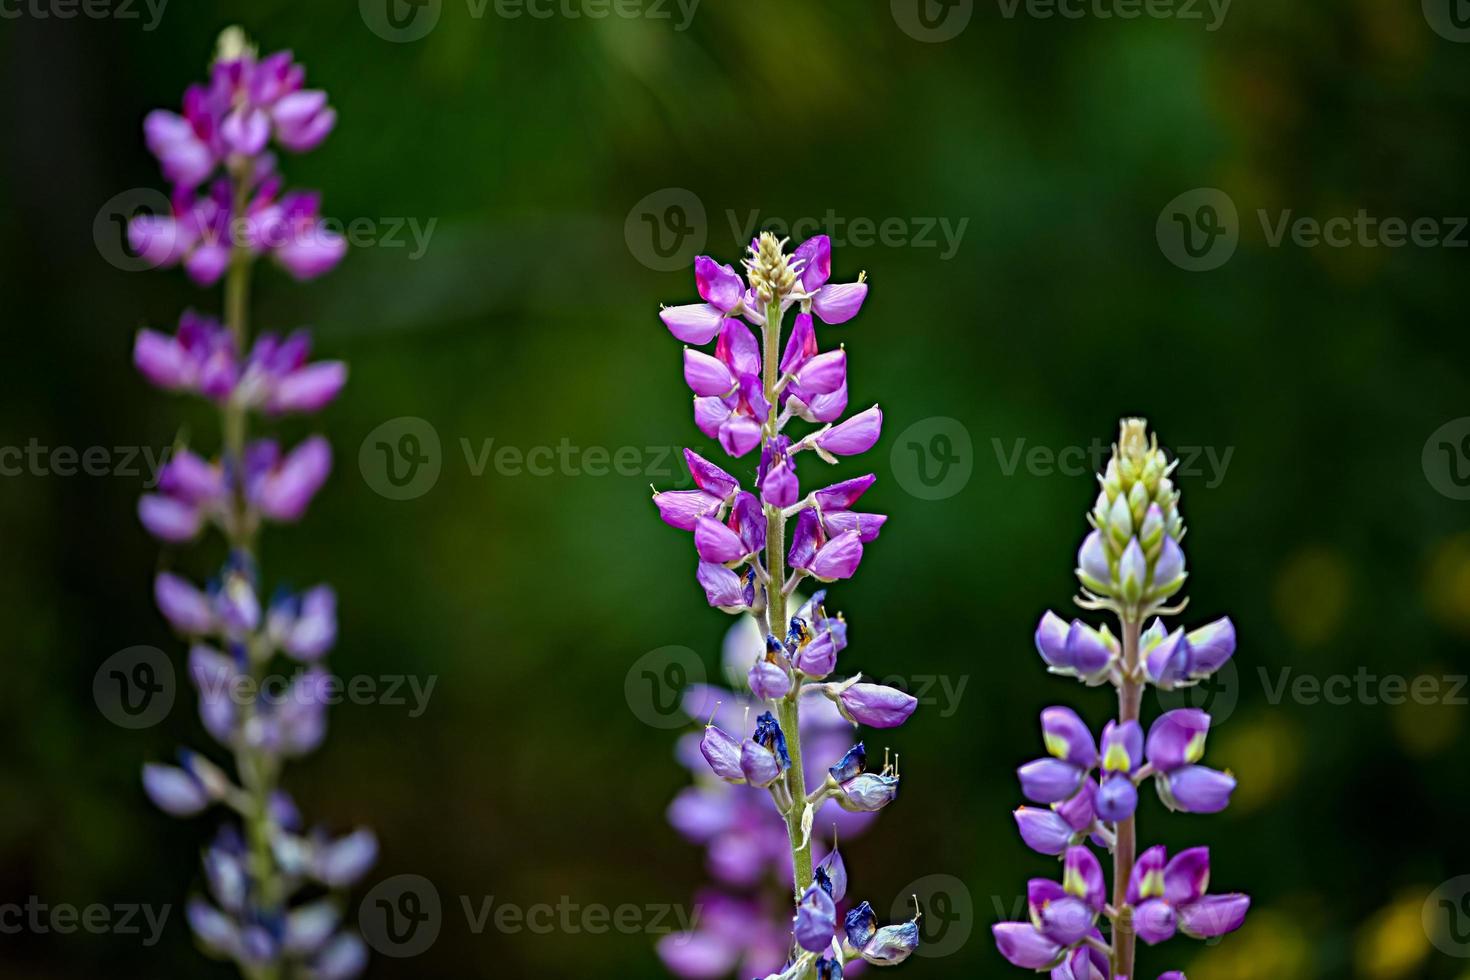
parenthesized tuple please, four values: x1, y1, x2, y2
(653, 234, 926, 978)
(133, 28, 371, 979)
(995, 419, 1249, 979)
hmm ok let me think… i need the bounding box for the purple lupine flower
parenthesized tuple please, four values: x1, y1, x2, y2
(1128, 846, 1250, 944)
(842, 900, 920, 966)
(133, 28, 370, 980)
(655, 233, 917, 973)
(1002, 419, 1248, 980)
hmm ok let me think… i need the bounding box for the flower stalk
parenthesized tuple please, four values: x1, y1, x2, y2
(654, 233, 924, 976)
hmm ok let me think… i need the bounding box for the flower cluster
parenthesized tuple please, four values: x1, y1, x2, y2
(133, 28, 371, 980)
(994, 419, 1249, 979)
(128, 27, 345, 286)
(653, 233, 925, 978)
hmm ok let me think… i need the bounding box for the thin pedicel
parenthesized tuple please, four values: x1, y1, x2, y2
(133, 27, 373, 980)
(652, 233, 926, 978)
(994, 419, 1250, 980)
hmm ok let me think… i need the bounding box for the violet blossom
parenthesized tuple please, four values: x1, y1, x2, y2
(132, 28, 371, 979)
(994, 419, 1249, 979)
(654, 235, 925, 977)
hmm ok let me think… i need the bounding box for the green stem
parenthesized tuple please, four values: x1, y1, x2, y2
(761, 296, 815, 930)
(1112, 617, 1142, 979)
(222, 173, 281, 980)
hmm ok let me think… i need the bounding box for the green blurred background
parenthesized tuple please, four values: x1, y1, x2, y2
(3, 0, 1470, 975)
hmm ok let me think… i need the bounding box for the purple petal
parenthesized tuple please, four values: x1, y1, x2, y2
(694, 256, 744, 313)
(993, 922, 1063, 970)
(1179, 893, 1250, 939)
(780, 311, 819, 374)
(814, 474, 876, 511)
(812, 281, 867, 324)
(1014, 807, 1074, 856)
(683, 349, 736, 397)
(793, 235, 831, 292)
(808, 530, 863, 581)
(1134, 897, 1177, 945)
(661, 303, 724, 344)
(837, 683, 917, 729)
(1163, 766, 1236, 814)
(795, 349, 846, 396)
(1145, 708, 1211, 773)
(270, 361, 347, 414)
(255, 436, 332, 522)
(142, 763, 209, 816)
(155, 572, 215, 634)
(694, 516, 748, 564)
(138, 494, 203, 542)
(1041, 706, 1098, 768)
(1017, 758, 1084, 805)
(699, 726, 745, 783)
(1186, 616, 1236, 677)
(817, 405, 882, 456)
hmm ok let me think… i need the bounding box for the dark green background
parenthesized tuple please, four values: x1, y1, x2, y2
(3, 0, 1469, 976)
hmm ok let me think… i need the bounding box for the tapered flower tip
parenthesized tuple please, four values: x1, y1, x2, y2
(795, 883, 838, 953)
(838, 683, 917, 729)
(1186, 616, 1236, 676)
(796, 349, 847, 396)
(1076, 529, 1111, 594)
(694, 256, 744, 313)
(271, 360, 347, 414)
(1041, 706, 1098, 768)
(1163, 846, 1211, 904)
(660, 303, 725, 345)
(760, 457, 800, 509)
(311, 934, 368, 980)
(256, 436, 332, 522)
(142, 762, 209, 816)
(788, 509, 821, 572)
(139, 493, 203, 542)
(1152, 535, 1187, 597)
(683, 349, 736, 397)
(1095, 772, 1139, 822)
(134, 328, 191, 388)
(1162, 765, 1236, 814)
(314, 829, 378, 888)
(694, 516, 747, 565)
(1063, 845, 1106, 909)
(276, 226, 347, 281)
(156, 572, 215, 634)
(859, 919, 920, 966)
(1017, 758, 1084, 805)
(793, 235, 832, 292)
(653, 489, 721, 531)
(814, 474, 877, 511)
(699, 725, 745, 783)
(816, 848, 847, 902)
(1064, 620, 1114, 678)
(838, 771, 899, 812)
(1144, 630, 1193, 690)
(188, 899, 240, 957)
(818, 406, 882, 456)
(1179, 894, 1250, 939)
(696, 561, 748, 611)
(812, 281, 868, 325)
(810, 531, 864, 582)
(1119, 536, 1147, 600)
(992, 922, 1063, 970)
(682, 449, 739, 499)
(1014, 807, 1074, 856)
(748, 660, 792, 701)
(1146, 708, 1212, 772)
(1034, 610, 1070, 668)
(829, 742, 866, 783)
(781, 311, 820, 376)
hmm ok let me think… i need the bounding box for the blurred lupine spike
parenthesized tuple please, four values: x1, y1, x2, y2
(653, 234, 925, 977)
(132, 27, 370, 980)
(995, 418, 1247, 980)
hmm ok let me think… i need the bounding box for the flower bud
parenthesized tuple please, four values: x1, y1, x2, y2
(699, 725, 746, 783)
(1186, 616, 1236, 679)
(795, 882, 838, 953)
(1144, 630, 1193, 689)
(835, 682, 918, 729)
(1119, 537, 1147, 602)
(1076, 530, 1111, 595)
